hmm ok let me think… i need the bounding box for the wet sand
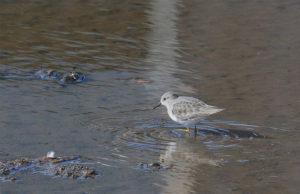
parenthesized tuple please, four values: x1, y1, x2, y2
(1, 0, 300, 193)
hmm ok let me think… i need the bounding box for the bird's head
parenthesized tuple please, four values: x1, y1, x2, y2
(153, 92, 179, 109)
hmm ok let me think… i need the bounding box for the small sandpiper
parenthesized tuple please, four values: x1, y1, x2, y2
(153, 92, 224, 133)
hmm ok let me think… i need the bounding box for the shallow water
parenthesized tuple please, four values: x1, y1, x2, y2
(1, 0, 300, 193)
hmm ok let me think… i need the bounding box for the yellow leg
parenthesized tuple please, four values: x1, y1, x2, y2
(178, 127, 190, 133)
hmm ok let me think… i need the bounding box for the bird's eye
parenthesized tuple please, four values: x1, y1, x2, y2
(163, 98, 166, 101)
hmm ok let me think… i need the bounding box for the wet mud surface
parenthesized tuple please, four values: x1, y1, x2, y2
(0, 69, 85, 84)
(0, 152, 100, 182)
(1, 0, 300, 193)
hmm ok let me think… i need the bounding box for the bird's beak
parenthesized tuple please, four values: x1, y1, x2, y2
(153, 103, 161, 109)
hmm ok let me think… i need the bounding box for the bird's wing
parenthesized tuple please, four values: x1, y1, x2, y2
(172, 98, 223, 120)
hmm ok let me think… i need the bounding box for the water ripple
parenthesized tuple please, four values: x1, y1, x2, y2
(81, 116, 277, 169)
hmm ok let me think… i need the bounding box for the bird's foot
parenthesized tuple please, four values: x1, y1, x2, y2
(177, 128, 190, 133)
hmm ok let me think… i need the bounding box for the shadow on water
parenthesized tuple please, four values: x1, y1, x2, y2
(196, 128, 270, 139)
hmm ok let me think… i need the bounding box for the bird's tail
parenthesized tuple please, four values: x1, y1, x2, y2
(204, 105, 225, 115)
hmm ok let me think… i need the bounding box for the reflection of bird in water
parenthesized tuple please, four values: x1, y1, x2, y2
(159, 138, 222, 168)
(154, 92, 224, 133)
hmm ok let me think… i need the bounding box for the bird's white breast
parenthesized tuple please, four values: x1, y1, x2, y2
(167, 107, 179, 122)
(167, 106, 188, 126)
